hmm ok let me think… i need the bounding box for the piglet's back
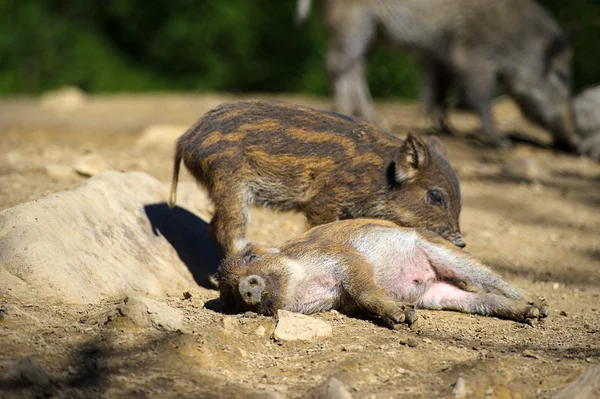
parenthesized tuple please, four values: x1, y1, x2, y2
(175, 100, 401, 180)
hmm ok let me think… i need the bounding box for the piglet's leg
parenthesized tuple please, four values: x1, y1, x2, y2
(416, 230, 524, 300)
(340, 253, 417, 328)
(417, 281, 544, 325)
(208, 179, 252, 256)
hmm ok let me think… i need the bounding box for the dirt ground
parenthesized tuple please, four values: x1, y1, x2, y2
(0, 92, 599, 398)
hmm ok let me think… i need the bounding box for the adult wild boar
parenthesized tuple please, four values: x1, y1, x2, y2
(297, 0, 580, 151)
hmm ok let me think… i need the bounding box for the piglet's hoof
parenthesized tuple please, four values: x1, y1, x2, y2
(527, 297, 550, 318)
(523, 306, 541, 326)
(382, 302, 417, 329)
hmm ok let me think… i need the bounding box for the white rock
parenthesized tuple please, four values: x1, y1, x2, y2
(452, 376, 467, 398)
(136, 124, 188, 149)
(574, 85, 600, 137)
(117, 294, 183, 331)
(73, 153, 107, 177)
(273, 310, 332, 341)
(0, 171, 217, 304)
(39, 86, 86, 113)
(255, 325, 267, 337)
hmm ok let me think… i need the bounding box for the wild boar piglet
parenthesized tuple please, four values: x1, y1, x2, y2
(216, 219, 549, 328)
(170, 99, 464, 256)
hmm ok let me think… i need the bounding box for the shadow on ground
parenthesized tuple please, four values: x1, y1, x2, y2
(144, 203, 222, 289)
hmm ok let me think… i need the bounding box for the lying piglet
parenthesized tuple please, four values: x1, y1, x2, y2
(216, 219, 548, 328)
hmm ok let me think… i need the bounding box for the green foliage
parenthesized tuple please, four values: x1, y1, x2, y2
(0, 0, 598, 97)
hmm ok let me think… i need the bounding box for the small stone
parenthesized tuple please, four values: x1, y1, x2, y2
(117, 294, 183, 332)
(73, 153, 107, 177)
(522, 349, 541, 359)
(560, 310, 568, 317)
(315, 377, 353, 399)
(452, 377, 467, 398)
(182, 291, 192, 300)
(273, 310, 332, 341)
(423, 338, 433, 344)
(255, 325, 267, 337)
(553, 283, 560, 290)
(402, 338, 419, 348)
(237, 348, 248, 358)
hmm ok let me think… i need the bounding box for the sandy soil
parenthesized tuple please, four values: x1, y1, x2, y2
(0, 93, 599, 398)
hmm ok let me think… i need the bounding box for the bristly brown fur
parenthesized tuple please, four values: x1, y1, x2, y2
(170, 99, 464, 255)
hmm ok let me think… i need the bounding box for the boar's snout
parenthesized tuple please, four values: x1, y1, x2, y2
(239, 275, 265, 305)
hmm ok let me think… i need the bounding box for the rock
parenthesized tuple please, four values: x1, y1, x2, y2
(39, 86, 86, 113)
(273, 310, 332, 341)
(314, 377, 353, 399)
(552, 364, 600, 399)
(573, 85, 600, 160)
(522, 350, 541, 359)
(574, 85, 600, 138)
(0, 171, 219, 304)
(117, 294, 183, 331)
(136, 124, 188, 149)
(1, 356, 51, 387)
(452, 377, 467, 398)
(73, 153, 107, 177)
(43, 163, 75, 180)
(255, 325, 267, 337)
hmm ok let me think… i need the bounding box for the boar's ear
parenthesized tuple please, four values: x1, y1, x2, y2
(390, 133, 429, 183)
(426, 136, 448, 158)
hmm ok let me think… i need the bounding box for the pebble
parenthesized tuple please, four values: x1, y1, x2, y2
(522, 349, 541, 359)
(117, 294, 183, 332)
(452, 377, 467, 398)
(73, 153, 107, 177)
(273, 310, 332, 341)
(255, 325, 267, 337)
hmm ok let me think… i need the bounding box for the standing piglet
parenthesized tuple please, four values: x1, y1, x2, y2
(169, 99, 464, 256)
(216, 219, 549, 327)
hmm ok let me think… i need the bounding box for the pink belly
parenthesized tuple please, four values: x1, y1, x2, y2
(377, 255, 437, 302)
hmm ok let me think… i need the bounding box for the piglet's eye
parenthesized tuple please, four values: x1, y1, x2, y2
(427, 189, 445, 207)
(244, 255, 258, 263)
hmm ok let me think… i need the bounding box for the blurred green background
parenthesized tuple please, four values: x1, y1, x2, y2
(1, 0, 599, 97)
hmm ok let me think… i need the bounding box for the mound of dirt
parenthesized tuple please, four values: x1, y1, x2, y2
(0, 171, 221, 304)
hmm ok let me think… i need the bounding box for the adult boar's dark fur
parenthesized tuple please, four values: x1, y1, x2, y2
(169, 99, 464, 255)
